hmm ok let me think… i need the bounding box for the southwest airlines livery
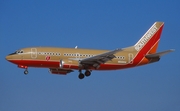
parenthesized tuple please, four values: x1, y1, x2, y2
(6, 22, 174, 79)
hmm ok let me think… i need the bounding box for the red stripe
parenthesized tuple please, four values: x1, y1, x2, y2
(8, 59, 132, 70)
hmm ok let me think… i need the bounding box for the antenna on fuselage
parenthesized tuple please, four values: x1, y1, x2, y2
(75, 46, 78, 49)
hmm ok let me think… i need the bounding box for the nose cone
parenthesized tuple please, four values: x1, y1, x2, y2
(5, 55, 12, 61)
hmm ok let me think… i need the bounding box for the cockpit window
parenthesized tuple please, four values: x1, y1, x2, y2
(8, 50, 24, 55)
(17, 50, 23, 53)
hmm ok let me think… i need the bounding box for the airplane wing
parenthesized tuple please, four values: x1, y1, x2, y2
(145, 49, 174, 58)
(49, 68, 73, 75)
(80, 48, 122, 69)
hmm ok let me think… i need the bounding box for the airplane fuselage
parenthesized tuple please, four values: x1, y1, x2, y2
(6, 47, 146, 70)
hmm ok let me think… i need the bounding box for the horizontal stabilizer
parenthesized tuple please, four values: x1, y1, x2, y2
(145, 49, 175, 58)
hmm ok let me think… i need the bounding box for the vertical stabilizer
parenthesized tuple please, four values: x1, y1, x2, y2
(134, 22, 164, 54)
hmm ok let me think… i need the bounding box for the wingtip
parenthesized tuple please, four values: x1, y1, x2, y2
(170, 49, 175, 52)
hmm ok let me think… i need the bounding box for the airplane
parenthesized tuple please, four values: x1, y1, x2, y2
(5, 22, 174, 79)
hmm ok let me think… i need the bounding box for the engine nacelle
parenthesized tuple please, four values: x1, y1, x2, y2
(148, 57, 160, 63)
(59, 59, 72, 69)
(59, 59, 64, 68)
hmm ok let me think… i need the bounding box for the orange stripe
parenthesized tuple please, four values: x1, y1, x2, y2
(137, 39, 160, 65)
(149, 41, 159, 54)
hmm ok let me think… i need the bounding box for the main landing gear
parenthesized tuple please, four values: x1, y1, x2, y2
(78, 70, 91, 79)
(24, 69, 28, 75)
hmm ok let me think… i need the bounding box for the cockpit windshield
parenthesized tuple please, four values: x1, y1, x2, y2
(8, 50, 24, 55)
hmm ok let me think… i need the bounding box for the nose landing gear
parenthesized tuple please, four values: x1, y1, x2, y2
(24, 69, 28, 75)
(17, 65, 28, 75)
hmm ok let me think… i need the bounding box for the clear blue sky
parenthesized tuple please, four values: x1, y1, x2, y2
(1, 0, 180, 111)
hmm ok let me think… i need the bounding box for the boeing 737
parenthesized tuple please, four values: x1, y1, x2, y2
(5, 22, 174, 79)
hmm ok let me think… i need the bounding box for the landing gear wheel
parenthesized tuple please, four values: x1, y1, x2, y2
(24, 70, 28, 75)
(85, 70, 91, 77)
(78, 73, 85, 79)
